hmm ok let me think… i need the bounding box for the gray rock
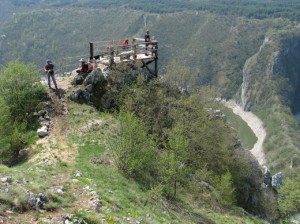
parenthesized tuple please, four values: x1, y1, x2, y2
(19, 148, 29, 157)
(36, 198, 44, 210)
(38, 110, 48, 117)
(71, 74, 85, 85)
(75, 171, 82, 177)
(27, 196, 36, 207)
(38, 193, 48, 202)
(69, 88, 82, 101)
(83, 72, 104, 86)
(55, 188, 64, 194)
(89, 196, 102, 212)
(90, 191, 99, 197)
(83, 185, 90, 191)
(272, 172, 282, 191)
(40, 121, 50, 128)
(64, 213, 72, 219)
(263, 166, 272, 189)
(81, 91, 90, 101)
(37, 126, 48, 138)
(36, 170, 47, 173)
(0, 176, 12, 183)
(85, 84, 93, 93)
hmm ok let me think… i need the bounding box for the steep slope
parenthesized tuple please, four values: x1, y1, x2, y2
(240, 26, 300, 173)
(0, 75, 268, 224)
(1, 7, 300, 174)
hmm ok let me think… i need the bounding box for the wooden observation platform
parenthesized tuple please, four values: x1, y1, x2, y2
(89, 38, 158, 77)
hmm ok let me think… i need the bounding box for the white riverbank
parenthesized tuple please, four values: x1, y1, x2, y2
(224, 100, 266, 165)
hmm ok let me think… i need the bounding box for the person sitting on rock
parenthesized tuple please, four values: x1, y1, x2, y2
(121, 39, 129, 49)
(76, 58, 89, 74)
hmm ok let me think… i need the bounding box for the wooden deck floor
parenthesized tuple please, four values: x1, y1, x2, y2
(97, 53, 155, 66)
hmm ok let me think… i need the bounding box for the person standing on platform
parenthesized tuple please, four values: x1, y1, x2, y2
(145, 30, 151, 56)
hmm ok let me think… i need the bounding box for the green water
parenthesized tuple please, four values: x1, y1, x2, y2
(223, 108, 258, 150)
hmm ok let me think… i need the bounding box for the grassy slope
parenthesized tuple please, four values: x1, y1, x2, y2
(0, 99, 267, 224)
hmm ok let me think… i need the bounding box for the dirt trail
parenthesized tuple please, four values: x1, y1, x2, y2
(29, 75, 76, 165)
(224, 100, 266, 165)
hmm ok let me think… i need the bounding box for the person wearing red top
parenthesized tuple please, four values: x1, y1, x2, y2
(76, 58, 89, 74)
(44, 59, 58, 90)
(121, 39, 129, 49)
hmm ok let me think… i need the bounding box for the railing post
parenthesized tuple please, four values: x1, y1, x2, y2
(154, 42, 158, 77)
(110, 46, 114, 66)
(133, 38, 137, 60)
(89, 42, 94, 59)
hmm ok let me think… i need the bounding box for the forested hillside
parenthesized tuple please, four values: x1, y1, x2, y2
(7, 0, 300, 21)
(1, 3, 300, 174)
(0, 0, 300, 222)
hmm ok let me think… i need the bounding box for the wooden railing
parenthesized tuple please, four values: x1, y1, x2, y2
(89, 38, 158, 65)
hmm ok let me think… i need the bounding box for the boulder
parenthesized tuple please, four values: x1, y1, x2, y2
(37, 110, 48, 117)
(89, 194, 103, 212)
(0, 176, 12, 183)
(27, 191, 36, 208)
(263, 166, 272, 189)
(83, 71, 105, 86)
(40, 121, 50, 128)
(272, 172, 282, 192)
(37, 126, 48, 138)
(35, 198, 44, 210)
(71, 74, 85, 85)
(38, 193, 48, 202)
(85, 84, 93, 93)
(68, 88, 82, 102)
(81, 91, 91, 102)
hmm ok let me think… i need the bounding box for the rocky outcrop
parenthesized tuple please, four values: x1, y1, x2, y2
(241, 31, 300, 112)
(35, 109, 51, 138)
(262, 166, 283, 193)
(69, 64, 137, 110)
(69, 69, 107, 106)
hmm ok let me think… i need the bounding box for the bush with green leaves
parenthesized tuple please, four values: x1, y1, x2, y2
(0, 61, 45, 164)
(278, 172, 300, 219)
(110, 112, 157, 187)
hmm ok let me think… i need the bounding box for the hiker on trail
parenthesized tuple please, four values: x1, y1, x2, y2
(144, 30, 151, 55)
(76, 58, 89, 74)
(44, 59, 58, 90)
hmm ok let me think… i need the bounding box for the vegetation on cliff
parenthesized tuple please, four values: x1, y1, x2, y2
(0, 61, 45, 165)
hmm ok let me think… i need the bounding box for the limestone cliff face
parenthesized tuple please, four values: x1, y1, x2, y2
(241, 30, 300, 112)
(240, 28, 300, 173)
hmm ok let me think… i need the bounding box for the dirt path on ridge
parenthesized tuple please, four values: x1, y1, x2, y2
(224, 100, 266, 165)
(29, 75, 76, 166)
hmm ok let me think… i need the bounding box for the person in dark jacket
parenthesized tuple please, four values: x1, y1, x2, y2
(145, 30, 151, 55)
(44, 59, 58, 90)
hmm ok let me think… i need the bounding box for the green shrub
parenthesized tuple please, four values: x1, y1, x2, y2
(110, 112, 157, 188)
(278, 172, 300, 218)
(0, 61, 46, 163)
(0, 61, 45, 123)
